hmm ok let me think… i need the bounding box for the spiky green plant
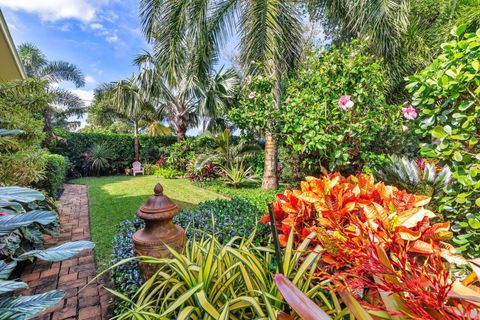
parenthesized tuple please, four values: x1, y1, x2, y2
(108, 231, 346, 319)
(375, 154, 452, 212)
(90, 143, 114, 176)
(222, 162, 258, 187)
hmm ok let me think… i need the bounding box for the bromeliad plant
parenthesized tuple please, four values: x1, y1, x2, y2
(261, 173, 480, 318)
(375, 155, 452, 212)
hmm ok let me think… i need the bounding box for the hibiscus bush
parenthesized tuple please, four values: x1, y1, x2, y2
(406, 27, 480, 257)
(281, 42, 416, 174)
(262, 173, 480, 318)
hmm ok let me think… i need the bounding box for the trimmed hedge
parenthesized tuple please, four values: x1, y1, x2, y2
(36, 154, 66, 198)
(50, 131, 177, 176)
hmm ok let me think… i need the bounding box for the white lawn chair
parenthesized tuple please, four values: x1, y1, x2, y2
(132, 161, 144, 176)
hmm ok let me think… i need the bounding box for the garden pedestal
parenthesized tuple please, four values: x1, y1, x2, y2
(132, 183, 186, 280)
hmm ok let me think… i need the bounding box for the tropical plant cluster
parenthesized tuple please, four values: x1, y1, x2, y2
(50, 131, 177, 176)
(109, 197, 269, 309)
(0, 186, 94, 319)
(407, 28, 480, 257)
(109, 229, 336, 319)
(261, 173, 480, 318)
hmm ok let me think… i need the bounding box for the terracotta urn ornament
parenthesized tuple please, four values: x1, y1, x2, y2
(132, 183, 186, 279)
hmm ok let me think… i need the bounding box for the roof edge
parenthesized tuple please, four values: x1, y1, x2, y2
(0, 9, 26, 79)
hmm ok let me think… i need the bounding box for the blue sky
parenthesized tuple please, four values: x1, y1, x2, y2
(1, 1, 151, 105)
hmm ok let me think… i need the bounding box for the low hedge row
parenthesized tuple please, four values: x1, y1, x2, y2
(50, 131, 177, 176)
(35, 153, 67, 198)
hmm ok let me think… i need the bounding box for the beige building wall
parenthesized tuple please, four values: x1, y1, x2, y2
(0, 9, 25, 81)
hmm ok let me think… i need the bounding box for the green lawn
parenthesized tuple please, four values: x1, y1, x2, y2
(71, 175, 223, 268)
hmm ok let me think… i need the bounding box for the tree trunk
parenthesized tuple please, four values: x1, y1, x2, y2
(262, 131, 278, 190)
(176, 123, 187, 142)
(42, 110, 54, 148)
(134, 120, 140, 161)
(261, 67, 282, 190)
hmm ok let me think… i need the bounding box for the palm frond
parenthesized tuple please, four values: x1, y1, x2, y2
(40, 61, 86, 87)
(17, 43, 48, 78)
(49, 87, 85, 115)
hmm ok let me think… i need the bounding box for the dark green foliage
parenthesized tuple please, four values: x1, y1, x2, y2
(407, 28, 480, 257)
(281, 43, 413, 173)
(175, 197, 270, 245)
(110, 220, 143, 315)
(197, 180, 281, 211)
(0, 79, 52, 186)
(50, 131, 176, 177)
(35, 154, 66, 198)
(165, 136, 216, 171)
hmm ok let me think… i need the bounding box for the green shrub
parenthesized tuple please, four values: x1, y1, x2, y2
(175, 197, 269, 245)
(0, 79, 51, 186)
(154, 167, 182, 179)
(406, 27, 480, 257)
(143, 163, 157, 175)
(36, 154, 66, 198)
(281, 42, 413, 172)
(50, 131, 176, 176)
(197, 180, 281, 211)
(110, 220, 143, 315)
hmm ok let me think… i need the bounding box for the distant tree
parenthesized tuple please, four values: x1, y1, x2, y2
(134, 50, 238, 142)
(17, 43, 86, 145)
(94, 79, 156, 161)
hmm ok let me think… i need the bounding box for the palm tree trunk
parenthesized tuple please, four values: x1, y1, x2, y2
(262, 67, 282, 190)
(176, 123, 187, 142)
(42, 110, 54, 148)
(134, 120, 140, 161)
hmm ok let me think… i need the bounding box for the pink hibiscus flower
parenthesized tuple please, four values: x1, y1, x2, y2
(402, 106, 418, 120)
(248, 91, 257, 99)
(338, 95, 354, 111)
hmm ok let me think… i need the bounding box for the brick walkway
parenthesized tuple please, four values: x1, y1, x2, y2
(19, 184, 110, 320)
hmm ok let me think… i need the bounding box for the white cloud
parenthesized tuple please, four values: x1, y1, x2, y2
(59, 24, 71, 32)
(85, 75, 97, 85)
(0, 0, 96, 21)
(70, 89, 94, 107)
(90, 23, 104, 30)
(105, 34, 119, 43)
(0, 0, 97, 22)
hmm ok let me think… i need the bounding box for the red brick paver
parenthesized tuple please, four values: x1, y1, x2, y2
(19, 184, 110, 320)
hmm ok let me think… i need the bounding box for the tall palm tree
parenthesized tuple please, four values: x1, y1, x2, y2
(95, 79, 156, 161)
(139, 0, 303, 190)
(17, 43, 86, 146)
(134, 50, 238, 142)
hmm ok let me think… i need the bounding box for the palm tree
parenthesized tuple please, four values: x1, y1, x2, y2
(17, 43, 86, 146)
(134, 50, 238, 142)
(139, 0, 303, 190)
(95, 79, 156, 161)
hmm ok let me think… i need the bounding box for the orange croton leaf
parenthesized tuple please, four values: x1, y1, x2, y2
(409, 240, 434, 254)
(396, 226, 422, 241)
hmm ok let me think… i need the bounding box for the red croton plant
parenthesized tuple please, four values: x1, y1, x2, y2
(262, 173, 480, 319)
